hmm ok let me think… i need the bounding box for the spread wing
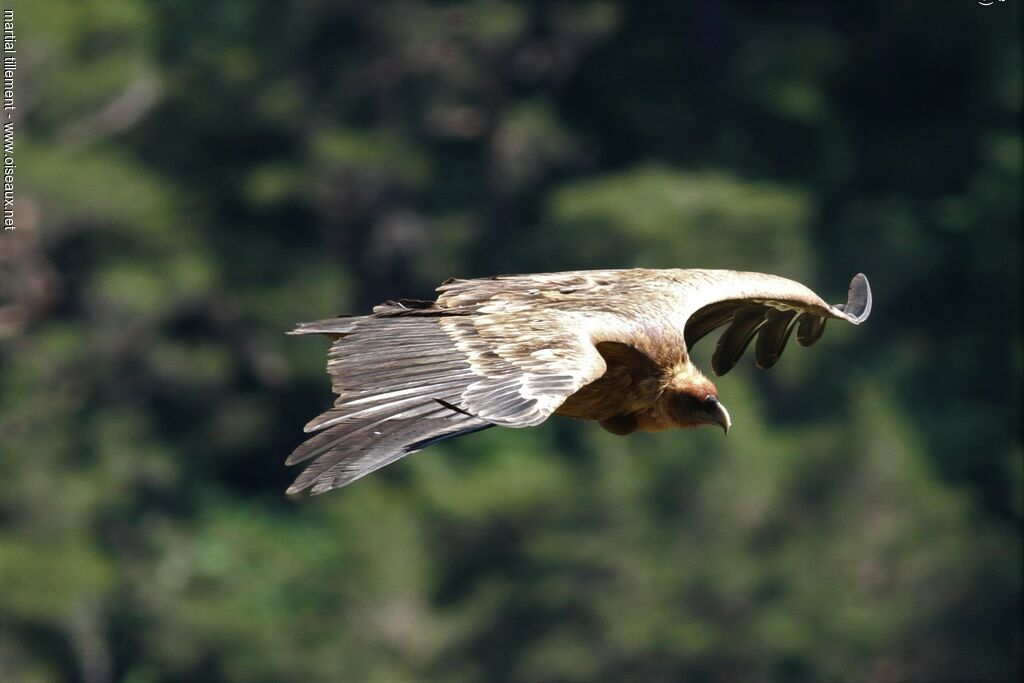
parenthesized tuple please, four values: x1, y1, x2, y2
(285, 277, 628, 494)
(677, 271, 872, 375)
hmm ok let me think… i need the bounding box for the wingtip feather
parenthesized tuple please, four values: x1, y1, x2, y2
(288, 318, 359, 336)
(837, 273, 872, 324)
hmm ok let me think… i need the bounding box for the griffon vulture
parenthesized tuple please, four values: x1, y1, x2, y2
(286, 269, 871, 494)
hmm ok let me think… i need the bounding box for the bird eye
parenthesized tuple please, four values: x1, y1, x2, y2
(677, 394, 702, 410)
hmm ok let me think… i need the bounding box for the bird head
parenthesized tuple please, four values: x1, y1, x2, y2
(666, 364, 731, 434)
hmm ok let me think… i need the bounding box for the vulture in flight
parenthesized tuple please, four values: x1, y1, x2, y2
(287, 269, 872, 495)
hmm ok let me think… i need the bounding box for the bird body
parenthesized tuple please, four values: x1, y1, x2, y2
(287, 269, 871, 494)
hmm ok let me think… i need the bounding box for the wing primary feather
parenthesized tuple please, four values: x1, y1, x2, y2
(336, 379, 475, 408)
(684, 303, 738, 350)
(336, 360, 469, 382)
(290, 401, 449, 464)
(291, 405, 453, 489)
(293, 410, 492, 495)
(754, 309, 799, 370)
(288, 318, 359, 335)
(405, 422, 494, 452)
(286, 425, 348, 466)
(712, 308, 768, 376)
(796, 315, 827, 347)
(304, 398, 439, 433)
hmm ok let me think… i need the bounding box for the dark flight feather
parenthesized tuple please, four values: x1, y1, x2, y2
(712, 308, 769, 376)
(754, 309, 799, 370)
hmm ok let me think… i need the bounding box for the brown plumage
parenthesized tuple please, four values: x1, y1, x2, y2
(286, 269, 872, 494)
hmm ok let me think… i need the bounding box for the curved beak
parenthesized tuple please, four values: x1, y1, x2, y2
(706, 397, 732, 434)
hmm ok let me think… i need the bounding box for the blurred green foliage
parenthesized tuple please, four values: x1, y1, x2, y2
(0, 1, 1020, 682)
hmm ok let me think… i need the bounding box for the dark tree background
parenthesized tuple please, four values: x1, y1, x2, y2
(0, 1, 1020, 682)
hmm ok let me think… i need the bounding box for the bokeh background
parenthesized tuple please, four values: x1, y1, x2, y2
(1, 1, 1021, 682)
